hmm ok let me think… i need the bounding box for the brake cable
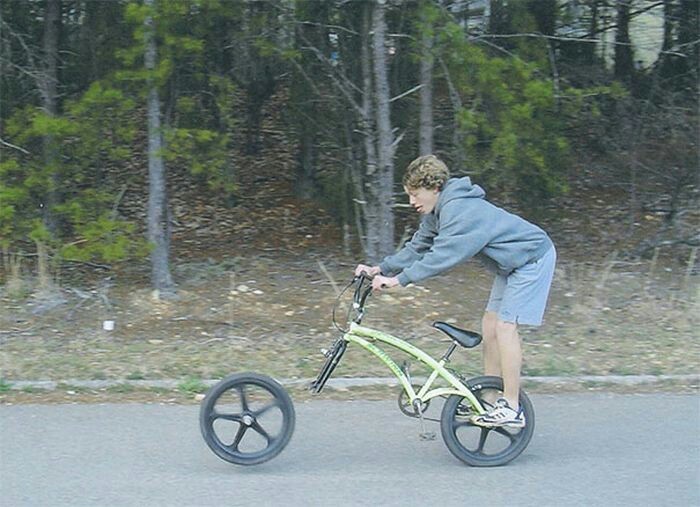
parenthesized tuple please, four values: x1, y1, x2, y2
(331, 278, 358, 333)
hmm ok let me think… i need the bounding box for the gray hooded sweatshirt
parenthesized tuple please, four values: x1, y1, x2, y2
(379, 177, 553, 286)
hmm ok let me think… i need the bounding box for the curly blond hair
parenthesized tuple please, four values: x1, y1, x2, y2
(402, 155, 450, 191)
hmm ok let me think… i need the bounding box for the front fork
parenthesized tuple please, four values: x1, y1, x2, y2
(309, 338, 347, 394)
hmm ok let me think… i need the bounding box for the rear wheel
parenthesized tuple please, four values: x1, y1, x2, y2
(200, 372, 295, 465)
(440, 376, 534, 467)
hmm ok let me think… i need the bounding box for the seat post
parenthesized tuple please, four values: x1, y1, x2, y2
(441, 341, 458, 362)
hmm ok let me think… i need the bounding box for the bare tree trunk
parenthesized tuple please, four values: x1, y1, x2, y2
(239, 2, 277, 155)
(360, 2, 381, 262)
(439, 58, 466, 170)
(678, 0, 699, 82)
(40, 0, 59, 116)
(41, 0, 60, 236)
(345, 119, 368, 256)
(614, 0, 635, 86)
(144, 0, 175, 296)
(584, 0, 601, 65)
(295, 128, 317, 199)
(419, 4, 434, 156)
(35, 240, 52, 294)
(368, 0, 395, 261)
(658, 0, 677, 79)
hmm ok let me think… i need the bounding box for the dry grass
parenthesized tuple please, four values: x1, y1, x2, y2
(1, 249, 698, 397)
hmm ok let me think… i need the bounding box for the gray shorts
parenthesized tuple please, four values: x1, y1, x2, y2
(486, 246, 556, 326)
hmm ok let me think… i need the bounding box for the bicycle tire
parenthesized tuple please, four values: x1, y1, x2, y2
(199, 372, 295, 465)
(440, 376, 534, 467)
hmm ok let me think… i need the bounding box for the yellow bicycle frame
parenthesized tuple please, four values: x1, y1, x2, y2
(345, 323, 485, 414)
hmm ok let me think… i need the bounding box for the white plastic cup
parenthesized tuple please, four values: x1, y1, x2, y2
(102, 320, 115, 331)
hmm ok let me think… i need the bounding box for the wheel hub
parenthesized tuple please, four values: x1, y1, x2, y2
(241, 414, 255, 426)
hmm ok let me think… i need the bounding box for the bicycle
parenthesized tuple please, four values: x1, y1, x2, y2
(200, 273, 534, 467)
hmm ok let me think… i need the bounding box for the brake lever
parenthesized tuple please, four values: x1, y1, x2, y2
(352, 273, 373, 311)
(359, 272, 388, 290)
(355, 271, 373, 282)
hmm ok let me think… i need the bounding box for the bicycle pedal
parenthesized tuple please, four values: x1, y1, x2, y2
(419, 432, 436, 441)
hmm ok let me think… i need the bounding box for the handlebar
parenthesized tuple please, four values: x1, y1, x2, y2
(332, 273, 374, 332)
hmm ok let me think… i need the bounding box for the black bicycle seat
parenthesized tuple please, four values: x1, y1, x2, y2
(432, 321, 482, 348)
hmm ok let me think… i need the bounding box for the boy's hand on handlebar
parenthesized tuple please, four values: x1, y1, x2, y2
(372, 275, 399, 291)
(354, 264, 381, 277)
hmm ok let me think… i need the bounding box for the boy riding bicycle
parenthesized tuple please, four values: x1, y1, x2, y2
(355, 154, 556, 428)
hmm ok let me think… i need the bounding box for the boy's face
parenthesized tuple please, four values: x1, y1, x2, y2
(404, 186, 440, 215)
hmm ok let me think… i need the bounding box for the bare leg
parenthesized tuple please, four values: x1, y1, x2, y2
(480, 312, 502, 405)
(481, 311, 501, 377)
(495, 320, 521, 410)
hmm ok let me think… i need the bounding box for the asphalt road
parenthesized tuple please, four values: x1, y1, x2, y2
(1, 393, 698, 507)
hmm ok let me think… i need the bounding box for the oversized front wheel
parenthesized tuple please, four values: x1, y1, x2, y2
(200, 372, 295, 465)
(440, 376, 534, 467)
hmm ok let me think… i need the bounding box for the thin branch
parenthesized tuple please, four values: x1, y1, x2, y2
(471, 36, 521, 59)
(0, 138, 31, 155)
(583, 1, 667, 39)
(316, 260, 340, 296)
(390, 130, 405, 151)
(437, 57, 463, 110)
(300, 28, 362, 114)
(296, 20, 358, 36)
(110, 185, 128, 220)
(0, 58, 42, 80)
(471, 32, 602, 46)
(390, 84, 422, 103)
(473, 31, 690, 57)
(279, 48, 323, 97)
(386, 32, 415, 41)
(1, 19, 40, 73)
(299, 43, 363, 115)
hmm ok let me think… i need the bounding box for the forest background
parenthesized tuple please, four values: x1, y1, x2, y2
(0, 0, 698, 400)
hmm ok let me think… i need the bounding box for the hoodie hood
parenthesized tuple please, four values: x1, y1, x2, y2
(435, 177, 486, 214)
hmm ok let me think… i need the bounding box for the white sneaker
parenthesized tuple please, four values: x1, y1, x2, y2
(471, 398, 525, 428)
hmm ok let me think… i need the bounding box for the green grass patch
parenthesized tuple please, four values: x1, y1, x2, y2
(178, 376, 207, 395)
(0, 379, 13, 393)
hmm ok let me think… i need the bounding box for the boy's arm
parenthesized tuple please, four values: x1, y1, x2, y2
(379, 216, 437, 275)
(397, 202, 490, 286)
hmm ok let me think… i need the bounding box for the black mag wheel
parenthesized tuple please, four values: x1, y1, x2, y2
(440, 376, 534, 467)
(199, 372, 295, 465)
